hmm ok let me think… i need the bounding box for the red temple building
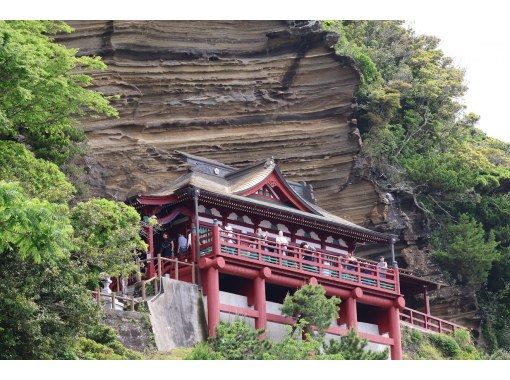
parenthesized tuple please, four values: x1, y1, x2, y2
(129, 152, 464, 360)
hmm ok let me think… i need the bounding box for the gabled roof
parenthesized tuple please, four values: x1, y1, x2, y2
(136, 152, 393, 243)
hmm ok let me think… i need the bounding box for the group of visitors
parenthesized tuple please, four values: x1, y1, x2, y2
(220, 224, 390, 277)
(158, 231, 189, 259)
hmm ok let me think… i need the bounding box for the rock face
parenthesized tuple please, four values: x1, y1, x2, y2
(57, 21, 479, 329)
(58, 21, 369, 215)
(103, 310, 156, 351)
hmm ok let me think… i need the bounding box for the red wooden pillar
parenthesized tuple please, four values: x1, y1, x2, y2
(345, 297, 357, 330)
(199, 256, 225, 337)
(205, 266, 220, 337)
(190, 223, 197, 258)
(253, 218, 260, 234)
(253, 267, 271, 336)
(345, 287, 361, 330)
(388, 297, 405, 360)
(318, 233, 326, 250)
(346, 239, 356, 255)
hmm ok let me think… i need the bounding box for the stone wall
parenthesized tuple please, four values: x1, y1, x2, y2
(103, 309, 156, 352)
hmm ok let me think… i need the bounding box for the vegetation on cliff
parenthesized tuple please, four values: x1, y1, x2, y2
(0, 21, 143, 359)
(401, 326, 510, 360)
(323, 20, 510, 352)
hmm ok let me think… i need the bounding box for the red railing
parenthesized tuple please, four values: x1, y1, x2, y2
(400, 307, 464, 334)
(200, 227, 399, 294)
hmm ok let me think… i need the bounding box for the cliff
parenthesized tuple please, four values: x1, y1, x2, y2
(57, 21, 479, 330)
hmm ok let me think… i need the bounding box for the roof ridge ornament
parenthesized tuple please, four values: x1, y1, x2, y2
(265, 156, 275, 168)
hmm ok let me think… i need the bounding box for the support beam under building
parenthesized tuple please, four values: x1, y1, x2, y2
(388, 305, 403, 360)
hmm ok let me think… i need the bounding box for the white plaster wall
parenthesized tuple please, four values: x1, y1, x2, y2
(219, 291, 255, 328)
(266, 300, 290, 342)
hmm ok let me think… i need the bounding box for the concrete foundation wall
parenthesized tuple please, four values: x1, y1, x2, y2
(148, 278, 207, 351)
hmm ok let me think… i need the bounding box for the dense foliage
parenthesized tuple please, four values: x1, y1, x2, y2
(402, 327, 486, 360)
(281, 283, 340, 335)
(0, 21, 117, 165)
(323, 20, 510, 351)
(0, 141, 75, 203)
(0, 181, 73, 264)
(0, 21, 143, 359)
(75, 324, 143, 360)
(71, 199, 146, 279)
(0, 182, 93, 358)
(186, 319, 387, 360)
(431, 214, 499, 286)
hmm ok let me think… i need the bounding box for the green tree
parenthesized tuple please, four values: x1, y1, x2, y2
(0, 181, 73, 264)
(185, 319, 387, 360)
(432, 214, 500, 286)
(200, 319, 271, 360)
(322, 21, 510, 347)
(70, 198, 147, 279)
(324, 329, 388, 360)
(281, 284, 340, 335)
(0, 141, 75, 203)
(0, 21, 118, 165)
(0, 182, 98, 359)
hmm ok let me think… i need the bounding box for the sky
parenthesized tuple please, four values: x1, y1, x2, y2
(411, 18, 510, 142)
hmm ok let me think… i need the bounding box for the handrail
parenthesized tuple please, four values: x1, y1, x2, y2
(92, 289, 140, 311)
(140, 255, 197, 284)
(203, 229, 399, 293)
(400, 307, 464, 334)
(362, 257, 415, 277)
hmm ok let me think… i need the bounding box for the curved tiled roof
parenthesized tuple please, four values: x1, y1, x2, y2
(141, 153, 393, 243)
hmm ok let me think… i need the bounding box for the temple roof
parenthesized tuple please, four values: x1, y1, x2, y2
(137, 152, 393, 243)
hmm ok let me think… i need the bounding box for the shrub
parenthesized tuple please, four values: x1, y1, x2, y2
(488, 349, 510, 360)
(185, 342, 223, 360)
(324, 329, 388, 360)
(268, 326, 323, 360)
(432, 214, 500, 287)
(415, 342, 443, 360)
(208, 319, 271, 360)
(428, 333, 462, 359)
(281, 284, 340, 335)
(78, 323, 143, 360)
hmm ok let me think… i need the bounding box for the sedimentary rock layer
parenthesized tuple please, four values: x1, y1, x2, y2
(58, 20, 377, 225)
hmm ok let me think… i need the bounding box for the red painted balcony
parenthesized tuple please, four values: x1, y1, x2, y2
(199, 227, 400, 296)
(400, 307, 464, 335)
